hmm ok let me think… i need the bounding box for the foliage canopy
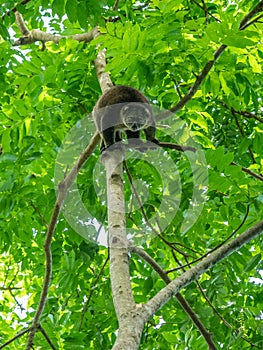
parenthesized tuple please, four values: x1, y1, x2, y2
(0, 0, 262, 349)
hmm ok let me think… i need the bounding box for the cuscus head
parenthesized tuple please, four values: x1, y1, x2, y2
(121, 103, 152, 131)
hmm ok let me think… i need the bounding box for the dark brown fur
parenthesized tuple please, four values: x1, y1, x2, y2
(93, 85, 159, 152)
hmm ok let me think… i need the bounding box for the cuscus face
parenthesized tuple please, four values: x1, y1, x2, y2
(121, 103, 152, 131)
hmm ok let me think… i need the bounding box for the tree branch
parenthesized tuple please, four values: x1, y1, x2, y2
(231, 108, 257, 164)
(78, 254, 109, 330)
(158, 141, 197, 152)
(101, 149, 145, 350)
(113, 0, 120, 11)
(25, 14, 112, 346)
(144, 219, 263, 321)
(15, 11, 30, 36)
(39, 326, 57, 350)
(130, 246, 217, 350)
(93, 28, 114, 93)
(191, 0, 220, 23)
(13, 27, 97, 46)
(172, 45, 226, 114)
(1, 0, 31, 19)
(157, 1, 263, 121)
(26, 132, 100, 349)
(239, 1, 263, 30)
(231, 163, 263, 182)
(14, 12, 97, 46)
(220, 101, 263, 123)
(195, 279, 258, 348)
(101, 149, 136, 317)
(0, 328, 30, 349)
(167, 204, 249, 274)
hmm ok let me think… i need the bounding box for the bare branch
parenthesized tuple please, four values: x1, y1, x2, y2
(239, 110, 263, 123)
(201, 0, 209, 24)
(231, 108, 257, 164)
(14, 12, 97, 47)
(13, 26, 96, 46)
(157, 1, 263, 121)
(79, 255, 109, 330)
(231, 163, 263, 182)
(241, 13, 263, 30)
(130, 246, 217, 350)
(167, 205, 250, 274)
(101, 150, 145, 350)
(158, 142, 197, 152)
(30, 201, 49, 228)
(195, 280, 258, 348)
(92, 28, 114, 93)
(220, 101, 263, 123)
(26, 132, 100, 349)
(15, 11, 30, 36)
(39, 326, 57, 350)
(144, 219, 263, 319)
(239, 1, 263, 30)
(169, 44, 227, 116)
(113, 0, 120, 11)
(0, 328, 30, 349)
(191, 0, 220, 23)
(101, 150, 136, 319)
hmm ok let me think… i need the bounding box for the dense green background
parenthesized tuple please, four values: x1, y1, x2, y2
(0, 0, 262, 349)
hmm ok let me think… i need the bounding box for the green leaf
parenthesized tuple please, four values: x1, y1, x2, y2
(0, 22, 10, 41)
(222, 35, 255, 48)
(77, 2, 88, 29)
(122, 22, 140, 53)
(219, 73, 231, 95)
(106, 22, 116, 36)
(162, 331, 178, 343)
(1, 3, 263, 349)
(65, 0, 78, 23)
(144, 277, 153, 294)
(209, 71, 221, 97)
(244, 254, 261, 273)
(52, 0, 65, 17)
(1, 129, 11, 152)
(248, 55, 262, 74)
(191, 132, 215, 149)
(188, 112, 209, 132)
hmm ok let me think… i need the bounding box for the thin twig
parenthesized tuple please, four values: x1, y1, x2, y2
(1, 0, 31, 19)
(158, 1, 263, 121)
(39, 325, 57, 350)
(25, 133, 100, 349)
(219, 101, 263, 123)
(30, 201, 49, 228)
(112, 0, 120, 11)
(0, 328, 30, 349)
(167, 205, 250, 274)
(195, 280, 259, 348)
(201, 0, 209, 24)
(191, 0, 220, 23)
(231, 163, 263, 182)
(158, 141, 197, 152)
(78, 255, 109, 330)
(231, 108, 256, 164)
(144, 219, 263, 323)
(241, 13, 263, 30)
(239, 2, 263, 30)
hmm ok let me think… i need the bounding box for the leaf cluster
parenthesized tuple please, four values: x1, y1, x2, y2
(0, 0, 262, 349)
